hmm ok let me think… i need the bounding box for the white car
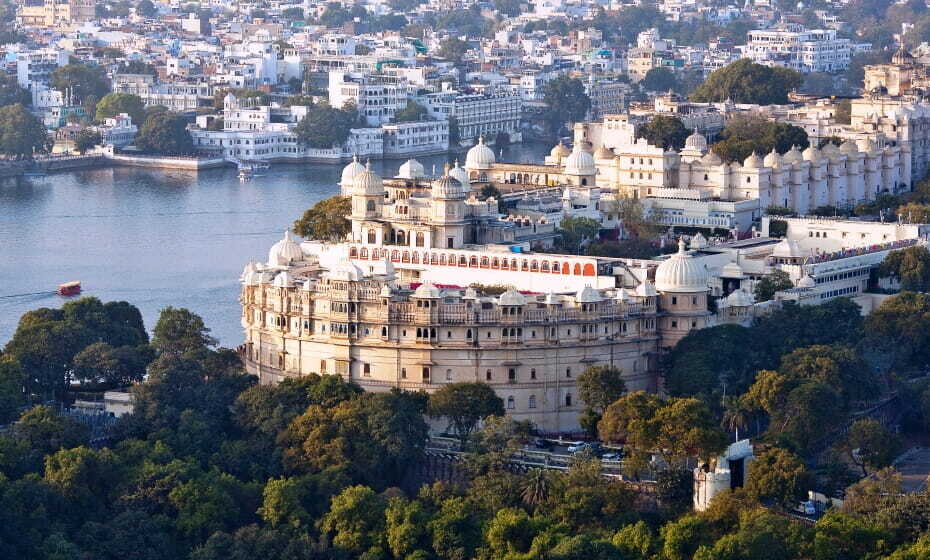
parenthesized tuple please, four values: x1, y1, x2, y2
(566, 441, 587, 453)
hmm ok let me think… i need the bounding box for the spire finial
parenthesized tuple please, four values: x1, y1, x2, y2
(678, 238, 686, 253)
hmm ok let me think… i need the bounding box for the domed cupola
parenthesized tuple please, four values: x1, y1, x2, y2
(432, 171, 466, 199)
(685, 131, 708, 153)
(340, 155, 365, 192)
(764, 148, 782, 168)
(893, 46, 915, 65)
(725, 288, 754, 307)
(575, 285, 602, 303)
(465, 136, 495, 170)
(413, 282, 441, 299)
(352, 161, 384, 196)
(328, 259, 363, 281)
(398, 158, 425, 180)
(563, 145, 596, 176)
(654, 239, 709, 293)
(268, 231, 304, 265)
(783, 145, 804, 164)
(549, 141, 571, 163)
(499, 287, 526, 306)
(449, 159, 468, 186)
(743, 152, 763, 169)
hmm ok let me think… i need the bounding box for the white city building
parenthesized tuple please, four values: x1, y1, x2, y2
(744, 24, 851, 73)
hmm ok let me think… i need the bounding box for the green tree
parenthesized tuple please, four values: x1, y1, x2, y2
(72, 129, 101, 154)
(542, 76, 591, 137)
(292, 195, 351, 241)
(134, 112, 194, 155)
(745, 447, 807, 508)
(436, 38, 469, 65)
(319, 485, 386, 557)
(520, 468, 552, 511)
(257, 476, 313, 528)
(282, 94, 314, 108)
(556, 216, 601, 254)
(660, 514, 713, 560)
(480, 184, 501, 200)
(864, 291, 930, 370)
(635, 115, 689, 150)
(152, 307, 217, 356)
(0, 103, 49, 158)
(95, 92, 146, 125)
(641, 67, 678, 93)
(427, 382, 504, 444)
(753, 269, 794, 302)
(137, 0, 157, 16)
(576, 365, 626, 437)
(0, 74, 30, 106)
(385, 496, 432, 558)
(0, 358, 24, 424)
(49, 64, 110, 105)
(393, 100, 429, 123)
(293, 102, 357, 149)
(844, 418, 901, 475)
(711, 114, 809, 163)
(879, 244, 930, 291)
(691, 59, 802, 104)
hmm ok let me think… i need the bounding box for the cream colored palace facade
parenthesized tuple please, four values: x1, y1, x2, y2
(240, 153, 728, 432)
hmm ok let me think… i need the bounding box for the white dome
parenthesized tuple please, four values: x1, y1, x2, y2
(544, 291, 561, 305)
(701, 151, 722, 166)
(563, 146, 596, 176)
(783, 145, 804, 164)
(352, 161, 383, 196)
(268, 231, 303, 265)
(432, 173, 465, 199)
(398, 158, 424, 179)
(797, 274, 816, 289)
(549, 141, 570, 161)
(654, 239, 709, 293)
(771, 239, 802, 258)
(414, 282, 441, 299)
(575, 285, 602, 303)
(685, 131, 707, 152)
(340, 155, 365, 188)
(636, 279, 657, 297)
(803, 145, 822, 162)
(690, 232, 708, 250)
(328, 260, 363, 281)
(273, 270, 294, 288)
(764, 149, 781, 168)
(720, 260, 744, 278)
(743, 152, 763, 169)
(465, 136, 495, 170)
(241, 262, 257, 283)
(594, 144, 614, 160)
(380, 284, 393, 297)
(449, 160, 468, 186)
(499, 287, 526, 306)
(725, 288, 754, 307)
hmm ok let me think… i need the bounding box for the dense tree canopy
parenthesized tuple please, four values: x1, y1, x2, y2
(691, 59, 802, 105)
(879, 244, 930, 291)
(134, 111, 195, 155)
(95, 92, 146, 125)
(293, 103, 358, 149)
(635, 115, 689, 150)
(711, 114, 809, 163)
(427, 382, 504, 444)
(0, 73, 31, 107)
(542, 76, 591, 137)
(0, 103, 49, 158)
(292, 195, 351, 241)
(49, 64, 111, 107)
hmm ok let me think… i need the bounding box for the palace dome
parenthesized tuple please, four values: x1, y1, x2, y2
(725, 288, 755, 307)
(414, 282, 441, 299)
(700, 151, 722, 166)
(463, 286, 478, 299)
(449, 159, 468, 186)
(802, 145, 822, 162)
(654, 239, 709, 293)
(352, 161, 384, 196)
(685, 131, 708, 152)
(432, 173, 465, 199)
(840, 140, 859, 155)
(594, 145, 614, 160)
(720, 260, 744, 278)
(465, 136, 495, 170)
(340, 155, 365, 187)
(273, 270, 294, 288)
(499, 287, 526, 306)
(268, 231, 303, 265)
(563, 146, 596, 175)
(398, 158, 424, 179)
(328, 260, 363, 281)
(783, 145, 804, 164)
(893, 46, 915, 65)
(798, 274, 816, 289)
(690, 232, 708, 250)
(764, 149, 782, 168)
(549, 141, 571, 161)
(743, 152, 763, 169)
(575, 285, 602, 303)
(380, 284, 393, 297)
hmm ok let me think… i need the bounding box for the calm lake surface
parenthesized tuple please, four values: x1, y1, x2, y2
(0, 142, 549, 347)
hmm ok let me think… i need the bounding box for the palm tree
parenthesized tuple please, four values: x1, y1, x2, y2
(521, 468, 551, 510)
(721, 396, 750, 442)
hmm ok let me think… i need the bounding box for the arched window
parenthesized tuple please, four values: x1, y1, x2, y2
(349, 247, 358, 258)
(541, 261, 550, 272)
(416, 232, 425, 247)
(391, 250, 399, 261)
(486, 369, 492, 380)
(360, 248, 368, 259)
(492, 258, 500, 269)
(553, 262, 560, 272)
(528, 395, 537, 409)
(459, 255, 467, 266)
(366, 199, 375, 212)
(582, 263, 595, 276)
(507, 396, 515, 410)
(402, 251, 410, 263)
(481, 256, 490, 268)
(501, 259, 509, 270)
(469, 256, 478, 267)
(367, 230, 376, 244)
(440, 254, 447, 265)
(573, 263, 581, 275)
(397, 231, 406, 245)
(412, 252, 420, 263)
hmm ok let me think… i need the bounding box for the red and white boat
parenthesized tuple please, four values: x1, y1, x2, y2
(57, 281, 82, 296)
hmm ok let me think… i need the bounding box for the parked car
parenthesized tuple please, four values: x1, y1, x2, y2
(566, 441, 587, 453)
(533, 438, 553, 450)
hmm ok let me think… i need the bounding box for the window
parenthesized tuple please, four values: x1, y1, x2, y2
(671, 320, 678, 328)
(363, 363, 371, 377)
(671, 296, 677, 305)
(401, 368, 407, 379)
(320, 360, 327, 372)
(566, 368, 572, 378)
(565, 393, 572, 407)
(530, 368, 536, 380)
(528, 395, 537, 409)
(507, 396, 515, 410)
(486, 370, 492, 381)
(422, 367, 430, 382)
(445, 369, 452, 381)
(508, 368, 516, 382)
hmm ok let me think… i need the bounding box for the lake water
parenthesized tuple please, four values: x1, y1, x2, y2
(0, 142, 550, 347)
